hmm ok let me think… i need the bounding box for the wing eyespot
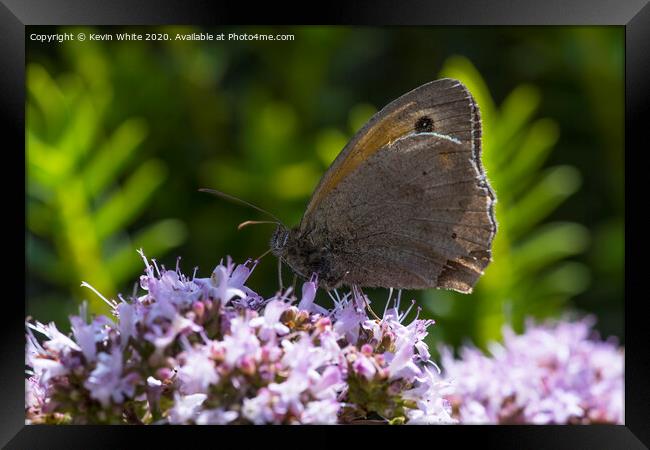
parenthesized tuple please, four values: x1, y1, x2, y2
(415, 116, 434, 133)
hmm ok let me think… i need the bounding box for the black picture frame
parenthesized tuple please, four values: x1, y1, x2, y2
(2, 1, 647, 448)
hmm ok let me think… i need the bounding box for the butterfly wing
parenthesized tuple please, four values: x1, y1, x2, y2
(300, 79, 496, 292)
(304, 78, 485, 218)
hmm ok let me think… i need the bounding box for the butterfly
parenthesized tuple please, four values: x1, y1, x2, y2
(203, 78, 496, 293)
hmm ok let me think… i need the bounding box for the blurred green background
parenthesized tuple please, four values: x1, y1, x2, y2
(26, 26, 624, 352)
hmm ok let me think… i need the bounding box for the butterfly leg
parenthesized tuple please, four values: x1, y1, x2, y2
(355, 285, 381, 321)
(291, 273, 298, 293)
(366, 300, 382, 321)
(277, 257, 284, 290)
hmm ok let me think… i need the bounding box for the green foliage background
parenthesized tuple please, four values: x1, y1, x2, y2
(26, 26, 624, 352)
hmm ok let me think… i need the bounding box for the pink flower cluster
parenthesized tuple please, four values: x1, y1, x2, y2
(439, 318, 624, 424)
(25, 251, 624, 425)
(25, 251, 453, 425)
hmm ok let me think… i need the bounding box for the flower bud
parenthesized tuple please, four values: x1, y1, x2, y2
(315, 317, 332, 332)
(193, 301, 205, 319)
(239, 356, 256, 376)
(210, 342, 225, 362)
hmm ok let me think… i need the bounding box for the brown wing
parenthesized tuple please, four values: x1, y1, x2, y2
(300, 79, 496, 292)
(303, 78, 484, 219)
(304, 134, 496, 292)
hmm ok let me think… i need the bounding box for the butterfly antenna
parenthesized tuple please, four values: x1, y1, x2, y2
(238, 220, 279, 231)
(199, 188, 282, 223)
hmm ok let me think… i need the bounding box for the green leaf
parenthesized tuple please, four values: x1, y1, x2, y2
(496, 118, 560, 201)
(82, 118, 149, 197)
(506, 165, 582, 239)
(27, 64, 68, 137)
(27, 131, 73, 186)
(532, 261, 591, 298)
(511, 222, 590, 277)
(56, 95, 101, 169)
(94, 159, 168, 240)
(105, 219, 188, 285)
(489, 84, 541, 166)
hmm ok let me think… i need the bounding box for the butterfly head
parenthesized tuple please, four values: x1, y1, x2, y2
(270, 224, 290, 257)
